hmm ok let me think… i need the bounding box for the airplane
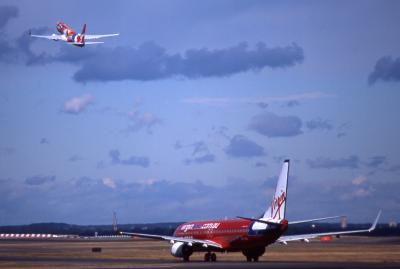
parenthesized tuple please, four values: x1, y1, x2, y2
(120, 160, 381, 262)
(29, 22, 119, 47)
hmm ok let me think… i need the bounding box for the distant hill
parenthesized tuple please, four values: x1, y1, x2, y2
(0, 222, 399, 237)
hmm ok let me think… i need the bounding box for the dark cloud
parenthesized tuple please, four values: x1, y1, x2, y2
(307, 155, 360, 169)
(368, 56, 400, 85)
(175, 140, 215, 165)
(40, 138, 49, 144)
(174, 140, 183, 150)
(365, 156, 387, 168)
(0, 147, 15, 156)
(306, 118, 333, 131)
(109, 149, 150, 168)
(248, 112, 302, 137)
(386, 165, 400, 173)
(1, 171, 398, 224)
(285, 100, 300, 107)
(25, 175, 56, 186)
(225, 135, 265, 158)
(257, 102, 268, 109)
(0, 6, 18, 29)
(68, 155, 82, 162)
(184, 154, 216, 165)
(18, 40, 303, 82)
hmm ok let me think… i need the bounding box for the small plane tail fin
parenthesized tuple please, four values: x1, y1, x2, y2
(79, 24, 86, 45)
(81, 24, 87, 35)
(263, 160, 289, 220)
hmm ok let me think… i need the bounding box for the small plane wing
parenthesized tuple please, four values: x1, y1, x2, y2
(29, 33, 63, 41)
(278, 210, 381, 244)
(85, 33, 119, 40)
(119, 231, 222, 249)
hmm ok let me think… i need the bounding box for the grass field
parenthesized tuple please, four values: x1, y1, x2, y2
(0, 236, 399, 268)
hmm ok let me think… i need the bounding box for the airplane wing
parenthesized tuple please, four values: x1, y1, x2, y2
(278, 210, 381, 244)
(119, 231, 222, 249)
(30, 33, 63, 41)
(289, 215, 345, 224)
(85, 34, 119, 40)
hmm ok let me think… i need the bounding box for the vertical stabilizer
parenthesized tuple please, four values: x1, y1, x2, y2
(81, 24, 86, 35)
(263, 160, 289, 220)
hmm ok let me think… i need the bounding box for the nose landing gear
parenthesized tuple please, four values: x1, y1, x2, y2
(204, 252, 217, 262)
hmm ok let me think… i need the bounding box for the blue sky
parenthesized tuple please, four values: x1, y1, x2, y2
(0, 0, 399, 225)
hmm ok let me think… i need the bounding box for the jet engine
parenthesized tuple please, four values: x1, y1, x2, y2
(170, 242, 193, 258)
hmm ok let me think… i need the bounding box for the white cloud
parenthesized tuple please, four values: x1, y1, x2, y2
(63, 94, 93, 114)
(352, 175, 367, 186)
(102, 177, 116, 189)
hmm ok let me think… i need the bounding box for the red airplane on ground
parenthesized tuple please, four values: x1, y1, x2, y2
(121, 160, 381, 262)
(30, 22, 119, 47)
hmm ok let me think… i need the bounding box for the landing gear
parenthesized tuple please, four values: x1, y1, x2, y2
(183, 255, 190, 262)
(204, 252, 217, 262)
(242, 247, 265, 262)
(245, 255, 259, 262)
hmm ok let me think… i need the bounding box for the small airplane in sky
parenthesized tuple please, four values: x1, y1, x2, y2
(29, 22, 119, 47)
(120, 160, 381, 262)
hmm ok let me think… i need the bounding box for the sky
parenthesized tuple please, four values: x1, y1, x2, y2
(0, 0, 399, 225)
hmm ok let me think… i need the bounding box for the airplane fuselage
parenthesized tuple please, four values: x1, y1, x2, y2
(56, 22, 84, 46)
(173, 218, 287, 252)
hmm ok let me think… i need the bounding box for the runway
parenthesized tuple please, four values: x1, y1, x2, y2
(1, 257, 399, 269)
(0, 236, 399, 269)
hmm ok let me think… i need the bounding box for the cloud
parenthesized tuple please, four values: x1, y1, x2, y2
(126, 110, 161, 134)
(19, 40, 303, 83)
(25, 175, 56, 186)
(225, 135, 265, 158)
(184, 154, 216, 165)
(40, 138, 49, 144)
(306, 118, 333, 131)
(352, 175, 367, 186)
(0, 5, 18, 29)
(0, 5, 19, 62)
(182, 91, 333, 106)
(248, 112, 302, 137)
(109, 149, 150, 168)
(68, 155, 82, 162)
(365, 156, 387, 168)
(307, 155, 360, 169)
(368, 56, 400, 85)
(0, 147, 15, 156)
(176, 140, 216, 165)
(255, 162, 267, 167)
(102, 177, 116, 189)
(284, 100, 300, 107)
(62, 94, 93, 114)
(257, 102, 268, 109)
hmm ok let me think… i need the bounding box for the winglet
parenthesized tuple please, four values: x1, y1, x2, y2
(368, 210, 381, 232)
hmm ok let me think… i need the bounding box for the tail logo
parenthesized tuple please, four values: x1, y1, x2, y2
(271, 191, 286, 219)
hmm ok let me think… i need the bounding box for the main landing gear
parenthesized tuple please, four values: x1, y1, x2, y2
(242, 247, 265, 262)
(204, 252, 217, 262)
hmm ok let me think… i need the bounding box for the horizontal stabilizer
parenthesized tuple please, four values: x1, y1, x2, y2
(236, 216, 280, 225)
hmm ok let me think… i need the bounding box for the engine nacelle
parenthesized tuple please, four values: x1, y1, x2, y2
(170, 242, 193, 258)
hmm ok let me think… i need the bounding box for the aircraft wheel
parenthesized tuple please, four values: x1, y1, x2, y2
(253, 256, 259, 262)
(204, 252, 211, 262)
(246, 256, 252, 262)
(183, 255, 190, 262)
(210, 253, 217, 262)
